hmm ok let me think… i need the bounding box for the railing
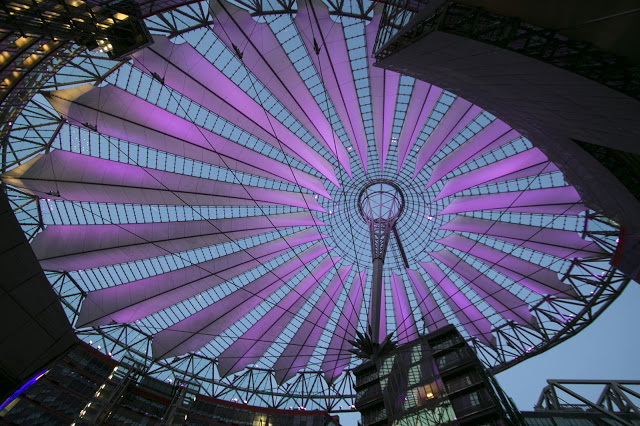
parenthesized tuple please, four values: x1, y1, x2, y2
(355, 383, 383, 408)
(453, 399, 496, 419)
(446, 372, 482, 395)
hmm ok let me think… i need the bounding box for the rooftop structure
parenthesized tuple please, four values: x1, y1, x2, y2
(521, 379, 640, 426)
(0, 0, 635, 416)
(0, 343, 340, 425)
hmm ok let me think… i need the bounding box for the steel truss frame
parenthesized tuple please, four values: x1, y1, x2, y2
(535, 379, 640, 426)
(474, 213, 630, 375)
(373, 2, 640, 101)
(0, 0, 632, 411)
(219, 0, 375, 19)
(5, 181, 629, 409)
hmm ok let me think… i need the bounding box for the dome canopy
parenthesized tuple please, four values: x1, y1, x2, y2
(0, 0, 627, 411)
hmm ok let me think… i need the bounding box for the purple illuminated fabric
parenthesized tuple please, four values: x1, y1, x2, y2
(77, 228, 325, 327)
(6, 151, 325, 211)
(366, 12, 399, 171)
(381, 72, 401, 170)
(436, 234, 577, 298)
(441, 216, 604, 258)
(481, 163, 559, 187)
(45, 85, 331, 198)
(427, 121, 514, 187)
(420, 261, 496, 347)
(405, 268, 448, 333)
(414, 97, 480, 178)
(134, 36, 340, 187)
(210, 1, 352, 177)
(434, 148, 550, 200)
(216, 255, 341, 377)
(429, 250, 536, 327)
(322, 270, 365, 384)
(272, 265, 352, 384)
(390, 273, 418, 344)
(31, 212, 324, 271)
(440, 186, 586, 215)
(151, 242, 330, 359)
(295, 0, 368, 172)
(396, 82, 442, 172)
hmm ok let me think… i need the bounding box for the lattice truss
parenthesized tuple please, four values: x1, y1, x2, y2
(0, 0, 629, 411)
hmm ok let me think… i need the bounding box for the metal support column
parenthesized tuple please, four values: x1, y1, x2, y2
(358, 179, 406, 343)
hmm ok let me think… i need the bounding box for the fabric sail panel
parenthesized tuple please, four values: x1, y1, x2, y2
(420, 261, 496, 347)
(294, 0, 368, 172)
(43, 85, 331, 198)
(216, 255, 341, 377)
(322, 270, 366, 384)
(441, 215, 605, 258)
(396, 82, 441, 173)
(3, 151, 325, 211)
(405, 268, 449, 333)
(210, 0, 352, 176)
(151, 242, 331, 359)
(32, 213, 324, 271)
(434, 148, 550, 201)
(427, 121, 515, 187)
(77, 228, 325, 327)
(440, 186, 586, 215)
(413, 97, 478, 178)
(436, 234, 578, 298)
(365, 10, 400, 172)
(390, 272, 418, 344)
(272, 264, 353, 384)
(133, 36, 340, 187)
(429, 249, 536, 327)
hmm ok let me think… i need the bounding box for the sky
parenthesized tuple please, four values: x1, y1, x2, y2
(336, 281, 640, 425)
(497, 281, 640, 412)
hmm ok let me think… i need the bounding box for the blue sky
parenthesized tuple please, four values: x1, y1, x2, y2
(497, 281, 640, 411)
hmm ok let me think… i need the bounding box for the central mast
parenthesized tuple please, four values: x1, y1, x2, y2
(357, 180, 407, 342)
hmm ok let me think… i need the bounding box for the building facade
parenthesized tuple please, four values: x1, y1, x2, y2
(353, 325, 520, 425)
(0, 342, 340, 425)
